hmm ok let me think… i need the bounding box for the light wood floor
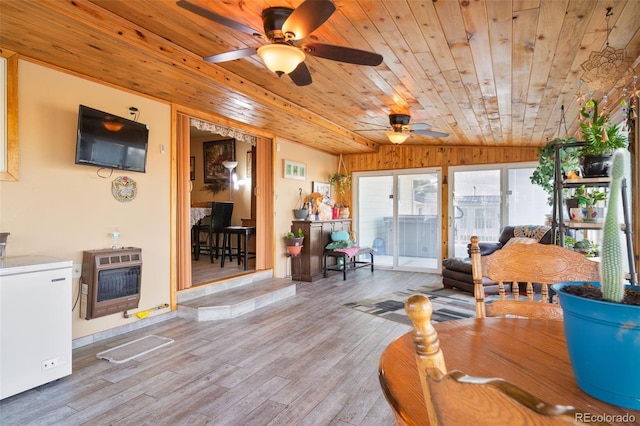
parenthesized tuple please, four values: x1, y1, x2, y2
(0, 270, 443, 425)
(191, 254, 255, 286)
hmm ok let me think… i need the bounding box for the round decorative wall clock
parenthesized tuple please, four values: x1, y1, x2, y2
(112, 176, 137, 202)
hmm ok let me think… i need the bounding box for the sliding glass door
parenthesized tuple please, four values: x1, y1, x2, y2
(448, 163, 549, 258)
(354, 168, 441, 272)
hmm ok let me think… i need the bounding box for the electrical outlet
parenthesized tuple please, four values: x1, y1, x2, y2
(42, 356, 64, 371)
(72, 264, 82, 278)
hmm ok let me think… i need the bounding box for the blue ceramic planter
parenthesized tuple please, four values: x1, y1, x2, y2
(552, 282, 640, 410)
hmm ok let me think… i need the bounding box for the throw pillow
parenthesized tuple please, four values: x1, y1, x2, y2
(326, 240, 356, 249)
(503, 237, 537, 248)
(513, 225, 550, 242)
(331, 230, 350, 242)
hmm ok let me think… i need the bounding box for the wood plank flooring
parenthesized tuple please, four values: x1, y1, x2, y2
(0, 270, 443, 425)
(191, 255, 254, 286)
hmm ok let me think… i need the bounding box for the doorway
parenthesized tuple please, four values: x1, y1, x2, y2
(174, 111, 274, 292)
(354, 168, 442, 272)
(189, 126, 255, 284)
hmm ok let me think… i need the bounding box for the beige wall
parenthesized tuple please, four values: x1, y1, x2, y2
(273, 138, 337, 278)
(0, 59, 339, 339)
(0, 60, 171, 339)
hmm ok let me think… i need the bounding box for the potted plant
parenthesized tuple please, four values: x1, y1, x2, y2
(530, 137, 580, 206)
(551, 149, 640, 410)
(564, 236, 599, 257)
(330, 173, 351, 197)
(574, 185, 607, 223)
(284, 228, 305, 256)
(578, 99, 628, 177)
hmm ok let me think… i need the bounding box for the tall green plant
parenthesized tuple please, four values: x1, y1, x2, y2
(600, 149, 626, 302)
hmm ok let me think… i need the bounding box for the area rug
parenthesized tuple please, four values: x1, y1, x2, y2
(343, 286, 498, 325)
(96, 335, 174, 363)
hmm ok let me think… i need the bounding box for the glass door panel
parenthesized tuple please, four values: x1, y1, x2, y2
(397, 173, 440, 269)
(356, 169, 441, 272)
(451, 170, 501, 258)
(357, 175, 393, 267)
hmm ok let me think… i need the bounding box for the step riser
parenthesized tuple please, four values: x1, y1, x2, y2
(177, 271, 296, 321)
(177, 270, 273, 303)
(177, 285, 296, 321)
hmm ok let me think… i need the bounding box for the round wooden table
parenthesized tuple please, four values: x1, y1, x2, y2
(379, 318, 639, 425)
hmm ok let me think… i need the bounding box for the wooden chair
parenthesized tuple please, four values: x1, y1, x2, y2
(194, 201, 233, 263)
(403, 294, 610, 426)
(470, 236, 599, 320)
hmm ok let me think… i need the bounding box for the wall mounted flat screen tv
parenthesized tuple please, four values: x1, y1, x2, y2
(75, 105, 149, 173)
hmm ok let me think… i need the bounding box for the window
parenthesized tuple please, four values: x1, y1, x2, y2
(448, 163, 548, 257)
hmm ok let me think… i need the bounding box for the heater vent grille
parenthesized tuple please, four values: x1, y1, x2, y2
(97, 252, 141, 266)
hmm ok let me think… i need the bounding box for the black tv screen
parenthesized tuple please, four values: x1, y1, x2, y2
(75, 105, 149, 173)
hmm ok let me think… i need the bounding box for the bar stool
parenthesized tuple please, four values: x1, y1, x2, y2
(221, 226, 256, 271)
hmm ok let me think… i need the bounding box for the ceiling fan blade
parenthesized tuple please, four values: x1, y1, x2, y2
(204, 48, 257, 63)
(302, 43, 383, 66)
(412, 129, 449, 138)
(282, 0, 336, 40)
(289, 62, 312, 86)
(177, 0, 262, 37)
(410, 123, 432, 130)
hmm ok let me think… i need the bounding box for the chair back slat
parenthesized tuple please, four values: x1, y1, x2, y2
(471, 236, 599, 319)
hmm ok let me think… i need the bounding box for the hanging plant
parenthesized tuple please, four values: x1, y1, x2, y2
(330, 173, 351, 197)
(579, 99, 628, 156)
(530, 137, 580, 205)
(331, 154, 352, 198)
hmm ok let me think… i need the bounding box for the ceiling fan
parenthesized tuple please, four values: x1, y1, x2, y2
(356, 113, 449, 144)
(176, 0, 383, 86)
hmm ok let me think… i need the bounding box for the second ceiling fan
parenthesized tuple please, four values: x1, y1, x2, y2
(357, 113, 449, 144)
(177, 0, 383, 86)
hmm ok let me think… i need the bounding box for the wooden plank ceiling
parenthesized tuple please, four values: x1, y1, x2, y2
(1, 0, 639, 155)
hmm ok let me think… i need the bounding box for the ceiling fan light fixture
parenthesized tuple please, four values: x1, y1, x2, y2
(257, 44, 305, 76)
(386, 131, 410, 145)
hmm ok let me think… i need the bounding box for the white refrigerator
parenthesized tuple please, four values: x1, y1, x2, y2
(0, 256, 72, 399)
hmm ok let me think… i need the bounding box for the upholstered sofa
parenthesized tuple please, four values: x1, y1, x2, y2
(442, 225, 552, 294)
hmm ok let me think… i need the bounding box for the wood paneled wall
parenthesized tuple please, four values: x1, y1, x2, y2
(342, 145, 540, 260)
(343, 145, 540, 171)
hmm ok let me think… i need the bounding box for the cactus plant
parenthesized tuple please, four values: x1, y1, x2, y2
(600, 149, 626, 302)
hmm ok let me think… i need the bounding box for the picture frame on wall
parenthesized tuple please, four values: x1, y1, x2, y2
(203, 139, 235, 183)
(246, 151, 252, 178)
(283, 160, 306, 180)
(189, 156, 195, 181)
(312, 181, 331, 202)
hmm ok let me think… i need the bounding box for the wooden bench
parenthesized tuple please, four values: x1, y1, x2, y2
(323, 247, 374, 280)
